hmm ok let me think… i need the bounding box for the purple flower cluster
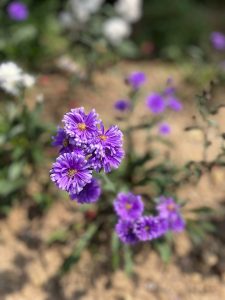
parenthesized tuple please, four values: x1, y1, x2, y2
(146, 79, 183, 115)
(210, 32, 225, 51)
(7, 1, 29, 21)
(50, 107, 124, 203)
(114, 193, 185, 244)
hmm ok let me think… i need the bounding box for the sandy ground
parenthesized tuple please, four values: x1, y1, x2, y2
(1, 61, 225, 300)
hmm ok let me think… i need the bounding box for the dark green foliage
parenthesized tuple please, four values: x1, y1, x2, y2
(137, 0, 210, 59)
(0, 92, 52, 214)
(0, 0, 66, 68)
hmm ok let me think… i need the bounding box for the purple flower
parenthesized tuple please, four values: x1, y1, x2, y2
(50, 152, 92, 194)
(210, 32, 225, 51)
(157, 216, 169, 236)
(126, 72, 146, 89)
(114, 99, 131, 112)
(91, 123, 124, 173)
(156, 197, 185, 233)
(167, 97, 183, 111)
(63, 107, 99, 144)
(169, 214, 185, 232)
(134, 216, 162, 241)
(114, 192, 144, 221)
(115, 219, 139, 244)
(52, 127, 75, 154)
(70, 178, 101, 204)
(146, 93, 166, 114)
(163, 86, 175, 96)
(7, 1, 28, 21)
(158, 122, 171, 136)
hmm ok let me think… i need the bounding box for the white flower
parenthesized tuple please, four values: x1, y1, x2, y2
(115, 0, 142, 23)
(59, 12, 75, 29)
(103, 17, 131, 45)
(70, 0, 104, 23)
(22, 74, 35, 88)
(0, 62, 22, 95)
(0, 62, 35, 95)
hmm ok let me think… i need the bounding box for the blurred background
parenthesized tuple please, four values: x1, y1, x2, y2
(1, 1, 225, 300)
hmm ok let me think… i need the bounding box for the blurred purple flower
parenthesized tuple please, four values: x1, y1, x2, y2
(7, 1, 29, 21)
(163, 86, 176, 96)
(126, 71, 146, 89)
(146, 93, 166, 114)
(156, 197, 185, 233)
(115, 219, 139, 244)
(158, 122, 171, 136)
(114, 192, 144, 221)
(167, 97, 183, 111)
(210, 32, 225, 51)
(114, 99, 131, 112)
(70, 178, 101, 204)
(134, 216, 162, 241)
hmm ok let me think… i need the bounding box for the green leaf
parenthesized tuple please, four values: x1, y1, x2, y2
(0, 178, 25, 196)
(191, 206, 214, 216)
(111, 233, 120, 271)
(47, 229, 69, 245)
(116, 40, 139, 59)
(8, 161, 24, 180)
(123, 245, 133, 275)
(60, 224, 97, 275)
(155, 242, 172, 263)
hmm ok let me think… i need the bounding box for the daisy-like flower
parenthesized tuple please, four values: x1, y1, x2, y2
(134, 216, 161, 241)
(210, 32, 225, 51)
(114, 192, 144, 221)
(70, 0, 104, 23)
(7, 1, 29, 21)
(91, 123, 124, 172)
(156, 197, 185, 233)
(22, 74, 35, 88)
(115, 219, 139, 244)
(115, 0, 142, 23)
(0, 62, 34, 95)
(126, 71, 146, 90)
(114, 99, 131, 112)
(50, 152, 92, 194)
(146, 93, 166, 114)
(158, 122, 171, 136)
(70, 178, 101, 204)
(63, 107, 99, 144)
(103, 17, 131, 45)
(0, 62, 22, 95)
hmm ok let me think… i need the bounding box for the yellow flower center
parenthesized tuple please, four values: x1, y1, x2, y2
(125, 203, 132, 210)
(99, 134, 107, 141)
(63, 138, 69, 147)
(67, 169, 77, 177)
(78, 123, 87, 131)
(167, 203, 175, 211)
(145, 225, 151, 232)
